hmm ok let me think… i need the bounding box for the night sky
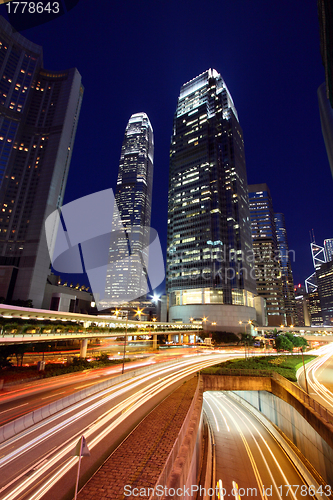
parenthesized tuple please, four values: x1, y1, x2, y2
(0, 0, 331, 294)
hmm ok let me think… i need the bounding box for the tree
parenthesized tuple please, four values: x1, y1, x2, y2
(0, 345, 15, 368)
(275, 335, 293, 352)
(12, 343, 29, 367)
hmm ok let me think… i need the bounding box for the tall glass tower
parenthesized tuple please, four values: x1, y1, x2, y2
(104, 112, 154, 306)
(167, 69, 257, 329)
(248, 184, 286, 326)
(274, 213, 296, 325)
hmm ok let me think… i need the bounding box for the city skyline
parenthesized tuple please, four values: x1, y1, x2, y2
(0, 2, 330, 294)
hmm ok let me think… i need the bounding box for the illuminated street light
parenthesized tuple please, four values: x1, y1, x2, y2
(135, 308, 144, 320)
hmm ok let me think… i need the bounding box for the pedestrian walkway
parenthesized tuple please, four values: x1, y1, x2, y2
(77, 377, 198, 500)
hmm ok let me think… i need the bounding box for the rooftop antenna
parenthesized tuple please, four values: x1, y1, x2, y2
(312, 228, 316, 243)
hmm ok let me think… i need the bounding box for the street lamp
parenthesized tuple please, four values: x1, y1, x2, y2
(121, 309, 129, 374)
(239, 320, 252, 360)
(135, 308, 144, 320)
(300, 345, 309, 394)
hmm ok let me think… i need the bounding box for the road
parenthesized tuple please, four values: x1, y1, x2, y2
(297, 343, 333, 410)
(0, 349, 245, 425)
(0, 354, 234, 500)
(204, 392, 329, 500)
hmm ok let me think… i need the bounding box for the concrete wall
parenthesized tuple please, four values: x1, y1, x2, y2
(202, 374, 333, 487)
(233, 390, 333, 486)
(169, 304, 257, 333)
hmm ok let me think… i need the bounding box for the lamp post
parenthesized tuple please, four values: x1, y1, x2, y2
(121, 309, 129, 375)
(300, 345, 309, 394)
(239, 320, 252, 360)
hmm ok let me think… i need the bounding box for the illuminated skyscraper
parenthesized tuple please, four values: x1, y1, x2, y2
(0, 16, 83, 307)
(274, 213, 297, 325)
(324, 238, 333, 262)
(167, 69, 257, 330)
(248, 184, 286, 326)
(104, 112, 154, 306)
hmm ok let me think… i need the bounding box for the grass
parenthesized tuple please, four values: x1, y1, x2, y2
(0, 357, 133, 384)
(202, 354, 317, 382)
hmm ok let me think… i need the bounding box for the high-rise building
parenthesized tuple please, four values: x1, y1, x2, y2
(274, 213, 297, 325)
(0, 16, 83, 308)
(324, 238, 333, 262)
(307, 290, 323, 326)
(248, 184, 286, 326)
(167, 69, 257, 331)
(318, 0, 333, 108)
(317, 260, 333, 325)
(104, 112, 154, 306)
(294, 284, 310, 327)
(318, 82, 333, 180)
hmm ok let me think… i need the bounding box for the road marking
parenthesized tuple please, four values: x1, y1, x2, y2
(0, 402, 29, 414)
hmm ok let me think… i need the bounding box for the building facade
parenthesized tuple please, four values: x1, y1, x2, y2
(324, 238, 333, 262)
(248, 184, 286, 326)
(167, 69, 257, 331)
(0, 16, 83, 308)
(274, 213, 297, 325)
(104, 112, 154, 307)
(318, 0, 333, 108)
(317, 260, 333, 326)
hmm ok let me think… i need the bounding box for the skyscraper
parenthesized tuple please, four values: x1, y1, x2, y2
(104, 112, 154, 306)
(318, 0, 333, 107)
(0, 16, 83, 308)
(318, 82, 333, 180)
(167, 69, 257, 330)
(324, 238, 333, 262)
(317, 260, 333, 325)
(274, 213, 297, 325)
(248, 184, 286, 326)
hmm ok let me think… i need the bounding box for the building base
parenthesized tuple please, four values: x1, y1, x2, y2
(168, 303, 258, 335)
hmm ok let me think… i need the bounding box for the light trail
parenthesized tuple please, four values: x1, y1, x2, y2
(299, 344, 333, 407)
(0, 356, 223, 500)
(205, 392, 320, 500)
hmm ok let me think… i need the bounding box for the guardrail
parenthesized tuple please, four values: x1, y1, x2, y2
(0, 329, 202, 342)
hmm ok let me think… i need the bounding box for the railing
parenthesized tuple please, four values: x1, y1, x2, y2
(0, 329, 201, 339)
(148, 375, 201, 500)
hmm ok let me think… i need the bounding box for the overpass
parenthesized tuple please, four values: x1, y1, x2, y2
(0, 303, 201, 355)
(255, 325, 333, 343)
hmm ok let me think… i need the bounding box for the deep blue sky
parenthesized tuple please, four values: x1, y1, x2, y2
(1, 0, 331, 291)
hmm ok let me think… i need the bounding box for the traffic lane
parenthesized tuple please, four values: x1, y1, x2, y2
(0, 361, 189, 492)
(205, 392, 315, 500)
(0, 358, 218, 500)
(0, 353, 241, 425)
(0, 356, 181, 424)
(298, 344, 333, 409)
